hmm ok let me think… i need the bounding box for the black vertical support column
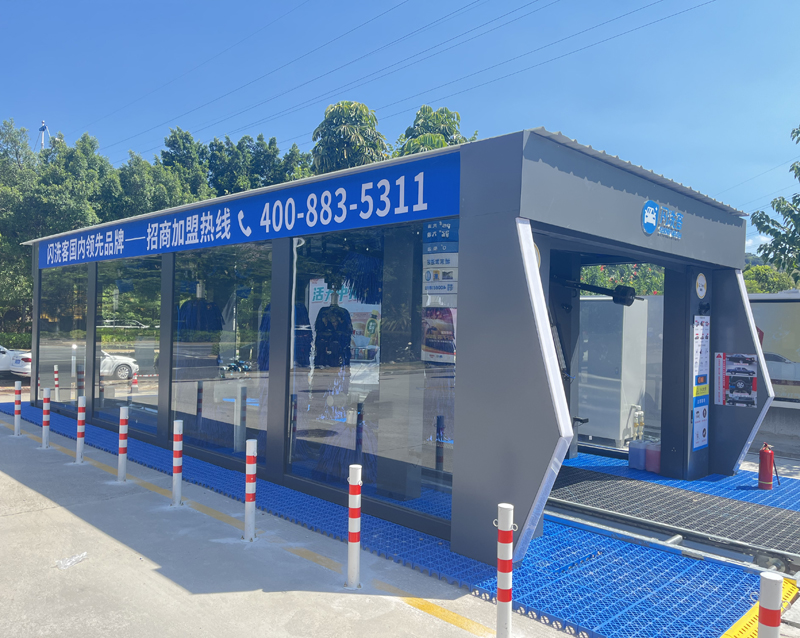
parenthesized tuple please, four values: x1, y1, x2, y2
(157, 253, 175, 446)
(85, 262, 98, 417)
(30, 244, 41, 405)
(265, 237, 292, 482)
(661, 267, 690, 479)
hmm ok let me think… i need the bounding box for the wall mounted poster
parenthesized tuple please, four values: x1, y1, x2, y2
(714, 352, 758, 408)
(692, 316, 710, 450)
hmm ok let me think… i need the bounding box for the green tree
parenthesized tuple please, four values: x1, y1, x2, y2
(751, 124, 800, 284)
(581, 264, 665, 296)
(393, 105, 477, 157)
(742, 264, 795, 294)
(280, 143, 313, 182)
(159, 128, 214, 200)
(311, 101, 388, 174)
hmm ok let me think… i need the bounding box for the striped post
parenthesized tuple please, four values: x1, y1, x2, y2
(37, 373, 41, 401)
(758, 571, 783, 637)
(76, 363, 85, 399)
(54, 365, 60, 403)
(346, 464, 362, 589)
(172, 420, 183, 506)
(496, 503, 515, 638)
(196, 380, 203, 429)
(118, 407, 128, 482)
(75, 396, 86, 464)
(233, 385, 247, 452)
(13, 380, 22, 436)
(41, 388, 51, 448)
(436, 415, 445, 472)
(131, 371, 138, 393)
(99, 382, 105, 407)
(355, 402, 364, 464)
(243, 439, 257, 542)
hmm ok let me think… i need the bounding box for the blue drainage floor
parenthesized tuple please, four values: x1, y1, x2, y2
(2, 403, 760, 638)
(564, 453, 800, 512)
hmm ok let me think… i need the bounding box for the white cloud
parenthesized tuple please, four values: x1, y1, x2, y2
(745, 235, 770, 251)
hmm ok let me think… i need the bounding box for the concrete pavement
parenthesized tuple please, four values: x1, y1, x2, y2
(0, 410, 560, 638)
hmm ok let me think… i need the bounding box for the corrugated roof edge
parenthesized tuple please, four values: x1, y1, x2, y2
(527, 128, 746, 219)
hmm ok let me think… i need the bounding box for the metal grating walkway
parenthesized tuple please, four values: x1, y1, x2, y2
(553, 466, 800, 555)
(2, 402, 765, 638)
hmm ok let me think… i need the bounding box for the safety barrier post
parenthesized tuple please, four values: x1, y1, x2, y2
(346, 464, 362, 589)
(99, 382, 105, 407)
(41, 388, 50, 448)
(54, 365, 60, 403)
(13, 380, 21, 437)
(76, 363, 85, 399)
(436, 415, 445, 472)
(118, 406, 128, 482)
(196, 380, 203, 429)
(131, 371, 138, 394)
(758, 571, 783, 637)
(172, 420, 183, 506)
(243, 439, 257, 542)
(233, 385, 247, 452)
(37, 374, 41, 401)
(495, 503, 516, 638)
(75, 396, 86, 464)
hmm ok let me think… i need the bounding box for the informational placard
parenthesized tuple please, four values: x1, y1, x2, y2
(39, 152, 460, 269)
(714, 352, 758, 408)
(692, 316, 710, 450)
(422, 219, 458, 363)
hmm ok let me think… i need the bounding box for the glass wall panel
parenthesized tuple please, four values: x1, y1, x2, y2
(39, 265, 88, 414)
(750, 299, 800, 403)
(288, 220, 457, 521)
(172, 242, 272, 462)
(94, 256, 161, 433)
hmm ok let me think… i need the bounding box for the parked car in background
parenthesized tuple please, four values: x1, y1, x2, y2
(763, 352, 800, 384)
(10, 351, 32, 377)
(11, 351, 138, 380)
(0, 345, 27, 373)
(98, 319, 150, 329)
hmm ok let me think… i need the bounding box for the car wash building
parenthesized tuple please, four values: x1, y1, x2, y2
(26, 128, 772, 565)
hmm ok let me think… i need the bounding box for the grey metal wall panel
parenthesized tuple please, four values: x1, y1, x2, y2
(520, 132, 745, 269)
(709, 269, 774, 475)
(452, 133, 569, 564)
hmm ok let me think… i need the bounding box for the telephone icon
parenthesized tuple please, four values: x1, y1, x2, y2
(238, 210, 251, 237)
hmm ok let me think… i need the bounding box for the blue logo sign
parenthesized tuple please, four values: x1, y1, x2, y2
(39, 153, 460, 269)
(425, 270, 432, 281)
(642, 200, 658, 235)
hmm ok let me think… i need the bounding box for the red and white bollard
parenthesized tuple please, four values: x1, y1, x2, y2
(495, 503, 516, 638)
(37, 373, 41, 401)
(41, 388, 51, 449)
(118, 406, 128, 482)
(76, 363, 85, 399)
(346, 464, 362, 589)
(758, 571, 784, 637)
(172, 420, 183, 506)
(54, 365, 60, 403)
(13, 380, 21, 437)
(131, 371, 139, 394)
(75, 396, 86, 464)
(243, 439, 257, 542)
(99, 382, 105, 407)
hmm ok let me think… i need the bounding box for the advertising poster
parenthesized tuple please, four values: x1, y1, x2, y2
(714, 352, 758, 408)
(692, 316, 710, 450)
(422, 220, 458, 363)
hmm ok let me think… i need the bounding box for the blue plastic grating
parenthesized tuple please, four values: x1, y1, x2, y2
(2, 403, 759, 638)
(564, 452, 800, 511)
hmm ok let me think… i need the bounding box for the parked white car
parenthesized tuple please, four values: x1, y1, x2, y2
(11, 351, 139, 380)
(10, 351, 32, 377)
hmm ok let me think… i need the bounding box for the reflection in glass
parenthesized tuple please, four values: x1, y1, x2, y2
(94, 256, 160, 433)
(750, 299, 800, 403)
(172, 242, 272, 462)
(288, 221, 458, 521)
(39, 265, 88, 413)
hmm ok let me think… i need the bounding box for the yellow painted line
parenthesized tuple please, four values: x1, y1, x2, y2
(721, 577, 799, 638)
(373, 579, 494, 637)
(285, 547, 342, 573)
(5, 417, 493, 636)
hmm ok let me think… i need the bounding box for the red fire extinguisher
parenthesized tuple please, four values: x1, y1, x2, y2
(759, 443, 781, 490)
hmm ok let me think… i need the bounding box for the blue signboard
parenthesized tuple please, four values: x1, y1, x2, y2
(39, 152, 460, 269)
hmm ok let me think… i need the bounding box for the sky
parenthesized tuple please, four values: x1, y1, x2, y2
(3, 0, 798, 253)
